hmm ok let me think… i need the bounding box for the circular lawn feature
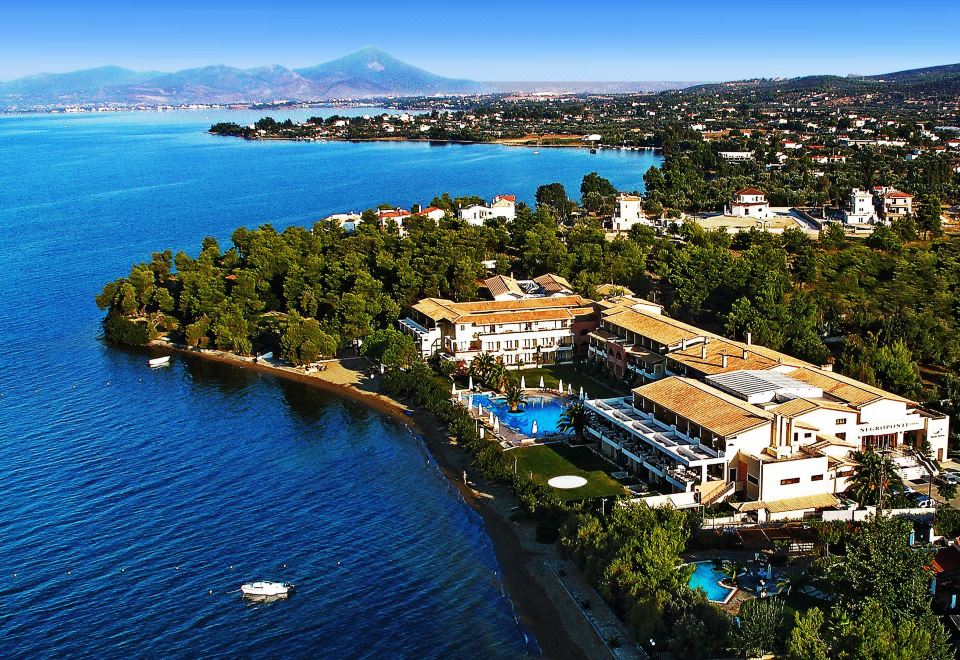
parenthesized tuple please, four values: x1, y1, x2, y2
(548, 475, 588, 489)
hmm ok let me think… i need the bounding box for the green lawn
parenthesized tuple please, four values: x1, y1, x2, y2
(515, 364, 626, 399)
(512, 443, 628, 500)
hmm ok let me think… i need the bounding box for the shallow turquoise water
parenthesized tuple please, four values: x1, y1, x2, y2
(0, 109, 659, 656)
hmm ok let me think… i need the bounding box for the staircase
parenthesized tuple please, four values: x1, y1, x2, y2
(698, 480, 735, 507)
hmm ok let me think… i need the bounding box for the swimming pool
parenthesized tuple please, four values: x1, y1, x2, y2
(471, 393, 571, 437)
(688, 561, 737, 603)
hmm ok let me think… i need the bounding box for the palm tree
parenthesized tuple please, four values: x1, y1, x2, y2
(486, 361, 510, 393)
(722, 560, 742, 587)
(470, 353, 494, 383)
(558, 402, 587, 443)
(775, 573, 793, 596)
(847, 447, 904, 507)
(504, 380, 527, 413)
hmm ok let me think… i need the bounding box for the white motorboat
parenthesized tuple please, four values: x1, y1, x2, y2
(240, 581, 294, 598)
(148, 356, 171, 368)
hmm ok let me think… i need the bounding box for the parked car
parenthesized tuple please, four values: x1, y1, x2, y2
(941, 469, 960, 485)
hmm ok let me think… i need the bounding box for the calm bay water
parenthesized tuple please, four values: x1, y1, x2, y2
(0, 109, 660, 657)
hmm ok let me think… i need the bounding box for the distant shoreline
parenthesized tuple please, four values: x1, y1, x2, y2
(207, 130, 662, 152)
(149, 340, 613, 659)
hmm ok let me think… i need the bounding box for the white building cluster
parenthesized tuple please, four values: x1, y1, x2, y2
(584, 300, 949, 520)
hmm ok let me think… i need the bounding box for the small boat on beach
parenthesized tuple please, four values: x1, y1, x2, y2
(148, 356, 171, 368)
(241, 581, 294, 598)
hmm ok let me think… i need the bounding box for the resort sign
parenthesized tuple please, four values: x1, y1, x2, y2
(858, 418, 924, 435)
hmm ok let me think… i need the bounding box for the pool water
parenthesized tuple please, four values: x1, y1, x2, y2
(470, 393, 571, 437)
(688, 562, 737, 603)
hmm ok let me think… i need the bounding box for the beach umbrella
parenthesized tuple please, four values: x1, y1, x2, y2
(494, 416, 500, 432)
(478, 403, 483, 417)
(468, 375, 474, 390)
(451, 382, 457, 396)
(480, 427, 485, 439)
(539, 376, 545, 389)
(520, 375, 526, 390)
(380, 364, 385, 375)
(489, 410, 495, 425)
(579, 385, 584, 399)
(531, 420, 538, 436)
(568, 384, 573, 395)
(558, 378, 564, 394)
(468, 394, 474, 410)
(583, 390, 588, 401)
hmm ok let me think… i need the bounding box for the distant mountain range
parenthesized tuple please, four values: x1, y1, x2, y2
(0, 48, 487, 109)
(3, 51, 959, 110)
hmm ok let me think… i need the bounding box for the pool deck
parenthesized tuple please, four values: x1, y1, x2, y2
(456, 388, 574, 448)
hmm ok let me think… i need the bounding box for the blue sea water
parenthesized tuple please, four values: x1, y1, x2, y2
(0, 109, 660, 657)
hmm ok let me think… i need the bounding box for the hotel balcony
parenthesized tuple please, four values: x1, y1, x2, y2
(585, 397, 725, 491)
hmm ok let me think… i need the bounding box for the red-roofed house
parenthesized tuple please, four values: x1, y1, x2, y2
(727, 188, 771, 219)
(883, 190, 914, 219)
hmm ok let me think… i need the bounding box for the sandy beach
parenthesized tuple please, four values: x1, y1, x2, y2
(149, 341, 625, 659)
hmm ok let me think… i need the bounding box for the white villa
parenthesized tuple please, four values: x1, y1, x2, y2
(584, 302, 949, 520)
(883, 189, 914, 220)
(458, 195, 517, 225)
(399, 293, 598, 366)
(610, 194, 650, 232)
(844, 188, 878, 225)
(726, 188, 771, 219)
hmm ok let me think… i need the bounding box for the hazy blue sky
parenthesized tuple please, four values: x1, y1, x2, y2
(3, 1, 959, 81)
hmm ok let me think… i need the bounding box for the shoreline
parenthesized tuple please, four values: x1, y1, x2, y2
(207, 131, 661, 152)
(151, 341, 616, 659)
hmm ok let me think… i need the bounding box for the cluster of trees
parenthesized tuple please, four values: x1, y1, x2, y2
(785, 516, 952, 659)
(560, 505, 734, 657)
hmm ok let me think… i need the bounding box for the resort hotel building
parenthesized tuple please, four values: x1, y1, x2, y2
(584, 297, 949, 519)
(399, 291, 598, 366)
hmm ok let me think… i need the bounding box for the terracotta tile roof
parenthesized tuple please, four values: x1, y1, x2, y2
(594, 283, 636, 298)
(933, 546, 960, 574)
(602, 309, 704, 347)
(771, 398, 853, 417)
(483, 275, 524, 298)
(885, 190, 913, 199)
(784, 366, 913, 407)
(494, 194, 516, 202)
(633, 376, 773, 437)
(413, 295, 592, 323)
(533, 273, 573, 294)
(458, 309, 574, 325)
(667, 340, 779, 376)
(735, 493, 838, 514)
(735, 187, 765, 196)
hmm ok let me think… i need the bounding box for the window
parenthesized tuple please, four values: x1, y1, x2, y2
(811, 474, 824, 481)
(747, 473, 759, 486)
(836, 418, 847, 425)
(836, 432, 846, 441)
(804, 432, 812, 439)
(780, 478, 801, 485)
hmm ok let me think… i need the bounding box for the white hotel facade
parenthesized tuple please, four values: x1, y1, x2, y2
(584, 298, 949, 518)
